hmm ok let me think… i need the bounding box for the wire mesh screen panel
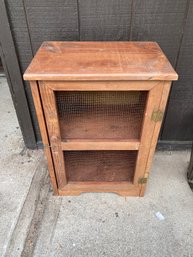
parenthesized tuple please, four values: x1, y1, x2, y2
(56, 91, 147, 140)
(64, 151, 137, 182)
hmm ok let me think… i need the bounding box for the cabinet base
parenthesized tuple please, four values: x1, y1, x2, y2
(56, 182, 143, 197)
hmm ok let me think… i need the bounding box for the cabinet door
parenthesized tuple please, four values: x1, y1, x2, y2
(39, 81, 170, 195)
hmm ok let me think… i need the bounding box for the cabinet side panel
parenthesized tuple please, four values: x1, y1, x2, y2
(140, 81, 172, 196)
(133, 82, 164, 187)
(30, 81, 58, 194)
(39, 82, 67, 189)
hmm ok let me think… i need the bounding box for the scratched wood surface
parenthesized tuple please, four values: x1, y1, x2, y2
(24, 42, 177, 195)
(24, 41, 177, 81)
(162, 0, 193, 141)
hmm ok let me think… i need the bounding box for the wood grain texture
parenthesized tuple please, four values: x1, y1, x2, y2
(6, 0, 41, 142)
(45, 81, 157, 91)
(133, 82, 164, 185)
(24, 41, 178, 81)
(4, 0, 193, 144)
(30, 81, 58, 194)
(39, 83, 67, 189)
(6, 0, 80, 143)
(24, 0, 79, 52)
(61, 140, 140, 151)
(59, 182, 140, 196)
(131, 0, 187, 66)
(78, 0, 132, 40)
(0, 0, 37, 149)
(64, 151, 137, 183)
(24, 42, 177, 196)
(6, 0, 34, 72)
(140, 81, 171, 196)
(162, 0, 193, 141)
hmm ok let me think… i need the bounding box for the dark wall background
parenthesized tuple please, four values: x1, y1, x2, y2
(1, 0, 193, 148)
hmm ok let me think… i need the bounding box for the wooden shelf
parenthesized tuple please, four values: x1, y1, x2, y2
(64, 150, 137, 183)
(61, 139, 140, 150)
(56, 91, 147, 141)
(58, 108, 145, 140)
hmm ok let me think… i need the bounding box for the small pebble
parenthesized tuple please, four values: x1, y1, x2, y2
(155, 211, 165, 221)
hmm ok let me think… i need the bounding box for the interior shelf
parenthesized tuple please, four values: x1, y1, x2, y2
(56, 91, 147, 140)
(64, 150, 137, 183)
(61, 139, 140, 150)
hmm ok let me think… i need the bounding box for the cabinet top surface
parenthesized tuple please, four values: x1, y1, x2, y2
(24, 41, 178, 81)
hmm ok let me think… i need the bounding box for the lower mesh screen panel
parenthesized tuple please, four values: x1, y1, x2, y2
(56, 91, 147, 140)
(64, 151, 137, 182)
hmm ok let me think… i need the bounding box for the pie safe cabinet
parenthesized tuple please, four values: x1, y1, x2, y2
(24, 42, 178, 196)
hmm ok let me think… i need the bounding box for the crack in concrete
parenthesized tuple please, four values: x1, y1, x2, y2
(4, 158, 50, 257)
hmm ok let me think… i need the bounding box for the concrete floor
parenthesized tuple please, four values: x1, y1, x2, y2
(0, 77, 193, 257)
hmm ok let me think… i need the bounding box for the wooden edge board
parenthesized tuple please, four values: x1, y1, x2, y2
(139, 81, 172, 196)
(23, 42, 178, 82)
(0, 0, 37, 149)
(133, 82, 164, 186)
(39, 83, 67, 188)
(59, 182, 140, 196)
(30, 81, 59, 195)
(61, 140, 140, 151)
(24, 74, 178, 82)
(43, 80, 160, 91)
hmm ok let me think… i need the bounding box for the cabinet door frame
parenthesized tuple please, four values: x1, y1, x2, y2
(39, 82, 67, 189)
(38, 80, 170, 196)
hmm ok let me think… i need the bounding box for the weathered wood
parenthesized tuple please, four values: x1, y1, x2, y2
(6, 0, 80, 143)
(140, 82, 172, 196)
(162, 0, 193, 141)
(61, 140, 140, 151)
(131, 0, 191, 142)
(59, 182, 140, 197)
(2, 0, 193, 145)
(6, 0, 34, 72)
(133, 82, 164, 185)
(30, 81, 58, 194)
(24, 42, 177, 196)
(5, 0, 42, 142)
(45, 81, 157, 91)
(131, 0, 187, 66)
(39, 83, 67, 189)
(24, 41, 178, 81)
(0, 0, 37, 149)
(24, 0, 79, 52)
(78, 0, 132, 41)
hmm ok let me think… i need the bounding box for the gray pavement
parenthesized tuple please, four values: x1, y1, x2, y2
(0, 77, 193, 257)
(0, 77, 44, 257)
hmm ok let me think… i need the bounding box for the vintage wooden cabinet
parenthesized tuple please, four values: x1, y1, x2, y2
(24, 41, 178, 196)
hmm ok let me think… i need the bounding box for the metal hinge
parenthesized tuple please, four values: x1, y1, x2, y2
(151, 110, 164, 122)
(44, 144, 57, 151)
(138, 173, 149, 184)
(138, 177, 148, 184)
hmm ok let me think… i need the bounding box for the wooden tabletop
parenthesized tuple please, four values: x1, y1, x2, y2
(24, 41, 178, 81)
